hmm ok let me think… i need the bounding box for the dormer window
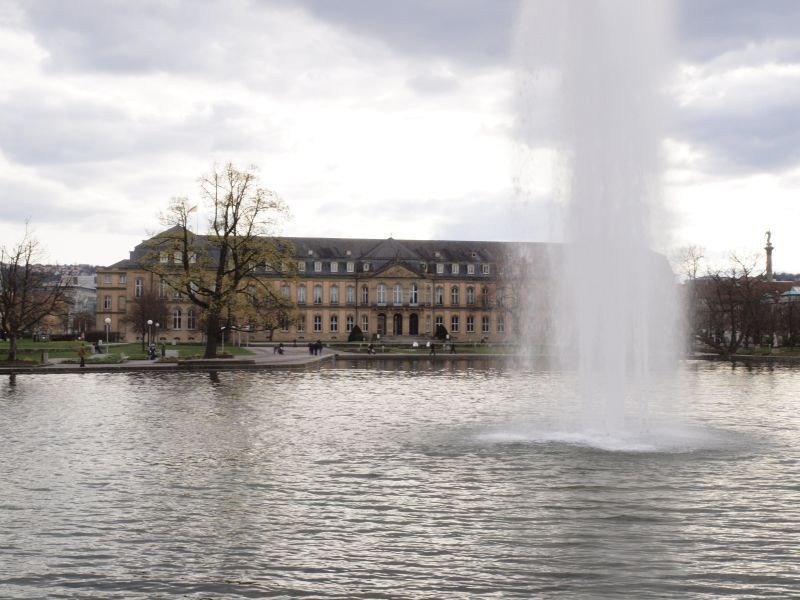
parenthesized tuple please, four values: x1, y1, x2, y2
(436, 263, 444, 274)
(159, 252, 169, 263)
(330, 262, 339, 273)
(363, 262, 370, 272)
(482, 264, 490, 275)
(307, 249, 314, 256)
(420, 263, 428, 272)
(467, 264, 475, 275)
(298, 261, 306, 272)
(346, 261, 354, 273)
(346, 250, 352, 256)
(451, 264, 460, 275)
(314, 261, 322, 273)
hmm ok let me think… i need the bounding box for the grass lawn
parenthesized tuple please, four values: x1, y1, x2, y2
(0, 340, 253, 363)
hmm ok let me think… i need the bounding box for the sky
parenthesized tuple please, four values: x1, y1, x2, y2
(0, 0, 798, 272)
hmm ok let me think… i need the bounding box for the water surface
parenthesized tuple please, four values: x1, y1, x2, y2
(1, 361, 799, 598)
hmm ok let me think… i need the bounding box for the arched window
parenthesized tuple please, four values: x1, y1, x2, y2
(135, 278, 144, 298)
(482, 287, 489, 307)
(361, 285, 369, 305)
(377, 283, 387, 305)
(466, 286, 475, 305)
(330, 314, 339, 332)
(313, 285, 323, 304)
(409, 283, 419, 305)
(173, 308, 182, 330)
(482, 315, 490, 333)
(346, 286, 356, 305)
(393, 284, 403, 305)
(435, 286, 444, 305)
(346, 314, 355, 332)
(451, 286, 460, 306)
(297, 284, 307, 304)
(330, 285, 339, 305)
(187, 309, 196, 330)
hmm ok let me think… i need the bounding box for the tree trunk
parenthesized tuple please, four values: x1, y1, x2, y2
(8, 334, 17, 362)
(204, 311, 220, 358)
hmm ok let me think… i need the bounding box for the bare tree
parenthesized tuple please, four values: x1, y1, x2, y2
(143, 163, 296, 358)
(0, 226, 69, 361)
(692, 254, 773, 356)
(121, 288, 170, 350)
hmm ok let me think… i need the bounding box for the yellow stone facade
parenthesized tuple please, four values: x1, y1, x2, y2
(96, 235, 528, 344)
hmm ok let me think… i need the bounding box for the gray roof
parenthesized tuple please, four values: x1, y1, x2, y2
(104, 230, 555, 277)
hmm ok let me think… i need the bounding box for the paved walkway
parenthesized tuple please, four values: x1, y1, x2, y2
(0, 345, 336, 375)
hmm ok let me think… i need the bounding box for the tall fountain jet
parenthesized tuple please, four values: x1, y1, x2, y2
(517, 0, 679, 436)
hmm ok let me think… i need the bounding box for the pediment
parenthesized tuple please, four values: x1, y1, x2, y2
(373, 262, 418, 279)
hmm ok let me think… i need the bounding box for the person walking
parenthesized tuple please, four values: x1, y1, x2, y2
(429, 342, 436, 356)
(450, 342, 456, 354)
(78, 344, 86, 367)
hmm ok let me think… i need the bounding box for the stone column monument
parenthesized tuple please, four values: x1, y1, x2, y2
(765, 231, 774, 282)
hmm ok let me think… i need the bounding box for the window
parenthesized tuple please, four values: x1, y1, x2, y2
(297, 316, 306, 332)
(103, 274, 112, 284)
(174, 251, 182, 264)
(187, 309, 196, 330)
(313, 285, 323, 304)
(451, 315, 460, 332)
(297, 285, 307, 305)
(377, 284, 387, 305)
(451, 263, 460, 275)
(298, 261, 306, 272)
(466, 316, 475, 333)
(482, 287, 489, 307)
(313, 315, 322, 332)
(173, 309, 182, 329)
(173, 288, 182, 299)
(160, 252, 169, 263)
(346, 315, 354, 332)
(361, 285, 369, 305)
(451, 286, 460, 306)
(363, 262, 370, 272)
(436, 263, 444, 274)
(467, 264, 475, 275)
(264, 262, 273, 272)
(280, 317, 290, 332)
(330, 262, 339, 273)
(330, 315, 339, 332)
(409, 283, 419, 305)
(361, 314, 369, 332)
(482, 315, 490, 334)
(393, 284, 402, 305)
(347, 261, 355, 273)
(189, 253, 197, 264)
(497, 288, 505, 307)
(103, 295, 112, 310)
(159, 279, 168, 299)
(435, 315, 444, 330)
(314, 261, 322, 273)
(497, 315, 505, 333)
(281, 285, 290, 298)
(330, 285, 339, 305)
(346, 286, 356, 305)
(482, 264, 490, 275)
(119, 274, 127, 284)
(466, 287, 475, 305)
(435, 286, 444, 305)
(135, 278, 144, 298)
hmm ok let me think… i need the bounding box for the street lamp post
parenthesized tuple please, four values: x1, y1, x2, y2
(221, 326, 226, 352)
(147, 319, 153, 347)
(104, 317, 111, 354)
(155, 322, 160, 345)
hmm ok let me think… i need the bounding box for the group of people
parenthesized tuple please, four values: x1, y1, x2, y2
(428, 341, 456, 356)
(273, 343, 285, 355)
(308, 341, 324, 355)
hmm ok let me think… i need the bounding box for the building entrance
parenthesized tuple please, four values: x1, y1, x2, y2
(393, 313, 403, 336)
(409, 313, 419, 335)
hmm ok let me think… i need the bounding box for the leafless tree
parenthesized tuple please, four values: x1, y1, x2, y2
(0, 226, 69, 361)
(143, 163, 296, 357)
(121, 288, 171, 350)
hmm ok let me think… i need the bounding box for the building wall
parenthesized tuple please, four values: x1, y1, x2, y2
(95, 237, 525, 344)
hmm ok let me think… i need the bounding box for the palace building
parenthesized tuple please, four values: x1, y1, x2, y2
(96, 233, 551, 344)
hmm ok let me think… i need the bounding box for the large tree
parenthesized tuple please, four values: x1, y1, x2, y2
(0, 226, 68, 361)
(144, 163, 296, 358)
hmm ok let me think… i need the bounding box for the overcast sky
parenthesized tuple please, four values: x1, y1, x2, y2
(1, 0, 798, 272)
